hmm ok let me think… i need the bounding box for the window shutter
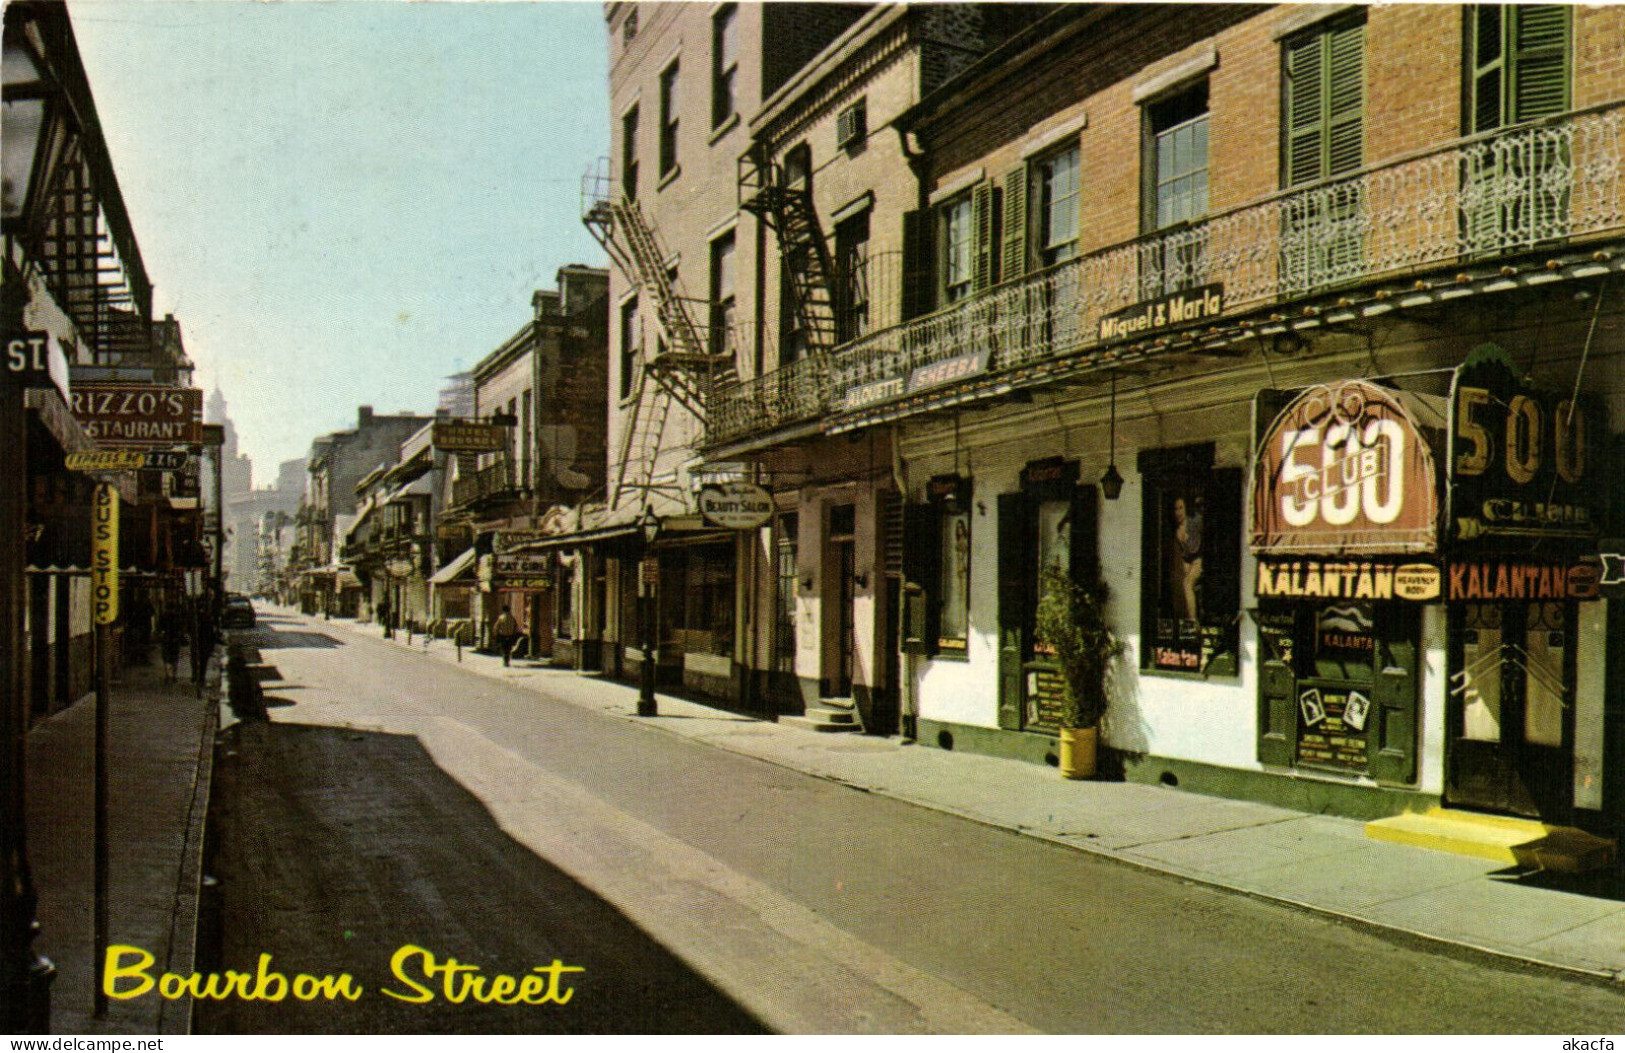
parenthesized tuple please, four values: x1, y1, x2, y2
(1510, 5, 1569, 123)
(1200, 468, 1242, 627)
(1325, 21, 1365, 177)
(901, 208, 935, 322)
(901, 502, 941, 655)
(1257, 636, 1298, 768)
(1000, 165, 1028, 282)
(996, 493, 1033, 730)
(1368, 604, 1420, 785)
(1284, 33, 1326, 186)
(1068, 484, 1099, 587)
(972, 181, 999, 292)
(1470, 6, 1506, 134)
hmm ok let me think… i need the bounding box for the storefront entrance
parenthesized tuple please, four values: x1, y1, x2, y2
(1446, 601, 1574, 819)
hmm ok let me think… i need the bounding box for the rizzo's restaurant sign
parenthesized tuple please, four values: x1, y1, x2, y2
(1250, 380, 1440, 556)
(69, 385, 202, 446)
(1449, 343, 1604, 548)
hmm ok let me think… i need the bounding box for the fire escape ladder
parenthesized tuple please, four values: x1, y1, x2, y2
(610, 367, 680, 511)
(739, 149, 838, 355)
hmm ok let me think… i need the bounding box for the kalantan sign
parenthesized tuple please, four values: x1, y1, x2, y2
(1449, 343, 1604, 549)
(1256, 559, 1441, 601)
(1250, 380, 1440, 556)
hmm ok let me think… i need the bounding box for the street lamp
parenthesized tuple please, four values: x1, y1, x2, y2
(636, 506, 660, 717)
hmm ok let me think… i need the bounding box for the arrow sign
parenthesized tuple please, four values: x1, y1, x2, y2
(1600, 543, 1625, 596)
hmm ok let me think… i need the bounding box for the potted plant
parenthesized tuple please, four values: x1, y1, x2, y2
(1034, 564, 1123, 779)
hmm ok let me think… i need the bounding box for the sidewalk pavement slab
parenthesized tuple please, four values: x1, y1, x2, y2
(301, 610, 1625, 985)
(26, 651, 220, 1035)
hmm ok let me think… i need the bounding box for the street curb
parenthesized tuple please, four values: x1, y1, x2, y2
(321, 613, 1625, 989)
(168, 648, 223, 1036)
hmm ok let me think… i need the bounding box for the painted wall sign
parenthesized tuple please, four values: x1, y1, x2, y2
(432, 420, 509, 453)
(1019, 456, 1079, 491)
(698, 482, 773, 530)
(69, 385, 202, 446)
(1250, 380, 1439, 556)
(1098, 283, 1224, 342)
(1449, 343, 1604, 549)
(1447, 560, 1600, 602)
(1256, 560, 1440, 602)
(92, 482, 119, 625)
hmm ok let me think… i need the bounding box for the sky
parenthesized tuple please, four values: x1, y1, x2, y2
(67, 0, 610, 479)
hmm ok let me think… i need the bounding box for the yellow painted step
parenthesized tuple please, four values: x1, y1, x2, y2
(1364, 808, 1615, 873)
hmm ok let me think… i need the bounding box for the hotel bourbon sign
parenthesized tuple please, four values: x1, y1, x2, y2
(1250, 380, 1440, 557)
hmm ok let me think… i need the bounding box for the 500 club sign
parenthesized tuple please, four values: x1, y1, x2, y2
(1449, 343, 1604, 546)
(1250, 380, 1439, 556)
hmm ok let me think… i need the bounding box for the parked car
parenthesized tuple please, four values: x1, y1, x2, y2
(222, 594, 256, 629)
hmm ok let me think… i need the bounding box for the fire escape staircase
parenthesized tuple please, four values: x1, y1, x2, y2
(738, 148, 839, 356)
(583, 165, 725, 510)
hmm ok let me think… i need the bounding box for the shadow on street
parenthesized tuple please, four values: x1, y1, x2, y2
(196, 721, 769, 1034)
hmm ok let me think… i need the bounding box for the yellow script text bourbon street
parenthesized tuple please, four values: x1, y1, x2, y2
(103, 944, 585, 1006)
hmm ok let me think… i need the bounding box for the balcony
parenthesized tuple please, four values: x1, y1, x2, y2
(707, 104, 1625, 448)
(451, 458, 520, 509)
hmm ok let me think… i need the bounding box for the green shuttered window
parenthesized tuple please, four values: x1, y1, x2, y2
(1283, 17, 1365, 188)
(1469, 4, 1570, 134)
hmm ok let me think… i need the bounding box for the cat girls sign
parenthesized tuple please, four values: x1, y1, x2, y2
(1250, 380, 1440, 556)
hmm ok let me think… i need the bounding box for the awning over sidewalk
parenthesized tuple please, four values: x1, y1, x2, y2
(429, 547, 477, 585)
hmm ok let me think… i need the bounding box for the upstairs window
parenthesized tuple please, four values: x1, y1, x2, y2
(1033, 145, 1080, 267)
(618, 297, 639, 401)
(940, 196, 974, 304)
(1142, 82, 1211, 297)
(709, 231, 736, 360)
(1147, 83, 1210, 229)
(1283, 16, 1365, 187)
(712, 5, 738, 129)
(621, 105, 640, 202)
(834, 208, 871, 344)
(1467, 5, 1569, 133)
(659, 60, 680, 178)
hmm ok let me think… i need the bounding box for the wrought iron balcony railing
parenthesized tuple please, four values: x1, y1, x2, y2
(707, 104, 1625, 447)
(450, 459, 519, 509)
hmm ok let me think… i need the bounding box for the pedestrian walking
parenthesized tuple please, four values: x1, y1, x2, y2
(191, 596, 218, 691)
(493, 608, 518, 667)
(158, 600, 186, 685)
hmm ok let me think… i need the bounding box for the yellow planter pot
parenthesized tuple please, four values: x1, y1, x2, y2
(1058, 726, 1097, 780)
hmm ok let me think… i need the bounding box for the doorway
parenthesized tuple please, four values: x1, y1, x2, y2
(1446, 601, 1574, 819)
(829, 504, 855, 698)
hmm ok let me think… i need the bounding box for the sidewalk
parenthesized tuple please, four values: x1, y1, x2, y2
(25, 648, 220, 1035)
(322, 608, 1625, 985)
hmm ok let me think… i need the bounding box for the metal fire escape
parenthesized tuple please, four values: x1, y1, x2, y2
(581, 160, 721, 511)
(738, 145, 838, 356)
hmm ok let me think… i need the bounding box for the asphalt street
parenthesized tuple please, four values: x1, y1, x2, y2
(197, 610, 1625, 1033)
